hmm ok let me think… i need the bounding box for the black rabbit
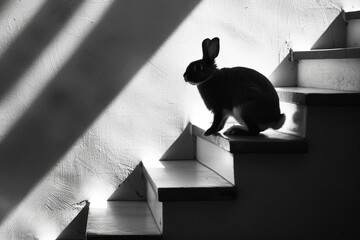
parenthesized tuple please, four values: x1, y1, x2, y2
(183, 37, 285, 136)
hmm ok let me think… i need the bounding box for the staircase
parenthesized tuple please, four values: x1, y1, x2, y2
(84, 11, 360, 239)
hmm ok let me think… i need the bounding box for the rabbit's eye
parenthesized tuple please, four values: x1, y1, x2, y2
(194, 63, 203, 71)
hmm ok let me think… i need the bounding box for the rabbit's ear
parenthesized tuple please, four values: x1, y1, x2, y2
(202, 37, 220, 62)
(202, 38, 211, 60)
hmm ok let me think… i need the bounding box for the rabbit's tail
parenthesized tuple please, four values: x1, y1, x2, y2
(271, 113, 286, 130)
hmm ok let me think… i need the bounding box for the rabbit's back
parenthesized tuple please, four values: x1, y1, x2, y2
(220, 67, 279, 108)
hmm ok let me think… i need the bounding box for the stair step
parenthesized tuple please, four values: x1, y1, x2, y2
(345, 10, 360, 20)
(276, 87, 360, 106)
(86, 201, 161, 239)
(142, 160, 235, 201)
(192, 125, 307, 153)
(276, 87, 360, 137)
(293, 47, 360, 60)
(293, 48, 360, 91)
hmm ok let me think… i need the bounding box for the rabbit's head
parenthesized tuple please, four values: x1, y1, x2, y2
(183, 37, 219, 85)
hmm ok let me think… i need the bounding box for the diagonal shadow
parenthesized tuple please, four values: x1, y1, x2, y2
(0, 0, 85, 101)
(0, 0, 200, 223)
(0, 0, 10, 13)
(311, 11, 347, 50)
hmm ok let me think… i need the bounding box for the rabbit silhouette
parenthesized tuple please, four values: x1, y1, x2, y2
(184, 37, 285, 136)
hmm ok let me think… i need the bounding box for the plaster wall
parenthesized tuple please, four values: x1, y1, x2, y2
(0, 1, 359, 239)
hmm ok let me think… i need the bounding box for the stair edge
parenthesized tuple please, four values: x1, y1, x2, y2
(192, 125, 307, 153)
(345, 10, 360, 20)
(293, 47, 360, 60)
(276, 87, 360, 106)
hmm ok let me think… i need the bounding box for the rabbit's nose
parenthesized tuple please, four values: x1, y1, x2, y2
(183, 73, 188, 82)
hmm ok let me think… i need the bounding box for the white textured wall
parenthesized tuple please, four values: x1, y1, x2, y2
(0, 0, 359, 239)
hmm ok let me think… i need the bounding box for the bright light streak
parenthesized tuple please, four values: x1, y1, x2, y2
(89, 197, 108, 209)
(37, 233, 57, 240)
(140, 149, 164, 169)
(82, 177, 114, 209)
(291, 40, 313, 51)
(0, 1, 113, 142)
(343, 7, 360, 12)
(0, 0, 46, 57)
(35, 219, 58, 240)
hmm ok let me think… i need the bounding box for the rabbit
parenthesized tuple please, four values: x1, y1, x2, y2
(183, 37, 285, 136)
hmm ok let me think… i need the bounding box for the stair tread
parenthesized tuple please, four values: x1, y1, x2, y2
(142, 160, 236, 201)
(276, 87, 360, 106)
(293, 47, 360, 60)
(87, 201, 161, 239)
(192, 125, 307, 153)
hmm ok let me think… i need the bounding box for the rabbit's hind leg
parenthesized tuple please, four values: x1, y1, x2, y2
(223, 125, 260, 136)
(224, 104, 261, 136)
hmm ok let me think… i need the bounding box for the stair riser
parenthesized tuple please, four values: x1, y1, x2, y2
(196, 137, 235, 185)
(161, 201, 240, 240)
(86, 201, 161, 239)
(298, 58, 360, 91)
(278, 102, 307, 138)
(347, 19, 360, 48)
(146, 179, 163, 233)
